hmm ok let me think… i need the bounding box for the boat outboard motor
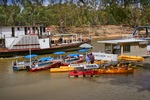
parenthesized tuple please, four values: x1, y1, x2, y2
(57, 61, 62, 68)
(26, 66, 30, 71)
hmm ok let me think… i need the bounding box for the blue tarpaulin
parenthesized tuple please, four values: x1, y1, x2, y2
(24, 54, 37, 59)
(53, 51, 65, 55)
(67, 53, 80, 57)
(38, 57, 54, 62)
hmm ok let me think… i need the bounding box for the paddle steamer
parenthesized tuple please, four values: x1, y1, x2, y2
(0, 25, 91, 57)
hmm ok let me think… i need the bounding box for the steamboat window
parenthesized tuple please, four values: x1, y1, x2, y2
(123, 44, 130, 53)
(32, 27, 35, 30)
(12, 27, 15, 37)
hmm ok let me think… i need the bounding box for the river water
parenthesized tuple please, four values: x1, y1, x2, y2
(0, 39, 150, 100)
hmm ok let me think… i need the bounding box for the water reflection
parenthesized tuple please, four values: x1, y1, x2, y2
(0, 39, 150, 100)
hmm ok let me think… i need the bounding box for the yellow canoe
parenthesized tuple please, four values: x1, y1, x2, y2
(118, 55, 144, 62)
(50, 66, 74, 73)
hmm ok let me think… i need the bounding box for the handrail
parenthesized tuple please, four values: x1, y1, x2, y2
(132, 26, 150, 37)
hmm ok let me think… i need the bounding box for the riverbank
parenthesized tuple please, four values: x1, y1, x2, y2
(50, 25, 134, 40)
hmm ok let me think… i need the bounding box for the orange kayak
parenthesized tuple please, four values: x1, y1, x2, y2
(98, 68, 134, 74)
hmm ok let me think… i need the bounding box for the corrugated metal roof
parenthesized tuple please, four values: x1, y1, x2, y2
(97, 38, 148, 44)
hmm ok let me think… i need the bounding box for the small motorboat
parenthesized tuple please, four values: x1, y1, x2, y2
(12, 54, 38, 71)
(60, 54, 85, 66)
(26, 56, 59, 72)
(12, 60, 38, 71)
(12, 56, 60, 72)
(12, 61, 28, 71)
(27, 61, 60, 72)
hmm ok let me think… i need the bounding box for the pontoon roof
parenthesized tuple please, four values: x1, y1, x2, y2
(97, 38, 148, 44)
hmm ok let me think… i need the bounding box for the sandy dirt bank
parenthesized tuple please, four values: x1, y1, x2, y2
(49, 25, 135, 40)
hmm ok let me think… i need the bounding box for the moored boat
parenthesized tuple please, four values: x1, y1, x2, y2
(12, 61, 28, 71)
(118, 55, 144, 62)
(27, 56, 60, 72)
(68, 64, 99, 78)
(27, 61, 60, 72)
(12, 54, 38, 71)
(97, 60, 135, 74)
(0, 26, 91, 57)
(12, 56, 60, 72)
(50, 66, 74, 73)
(98, 68, 134, 74)
(68, 70, 84, 78)
(60, 54, 85, 66)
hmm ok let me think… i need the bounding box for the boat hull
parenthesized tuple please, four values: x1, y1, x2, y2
(0, 40, 90, 57)
(68, 70, 84, 78)
(68, 70, 99, 78)
(13, 65, 26, 71)
(60, 58, 85, 66)
(28, 61, 60, 72)
(12, 61, 31, 71)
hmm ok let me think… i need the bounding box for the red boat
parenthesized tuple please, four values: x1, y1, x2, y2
(68, 69, 99, 78)
(92, 70, 99, 77)
(60, 54, 85, 66)
(68, 64, 99, 78)
(84, 69, 99, 77)
(84, 70, 93, 77)
(27, 61, 60, 72)
(68, 70, 84, 78)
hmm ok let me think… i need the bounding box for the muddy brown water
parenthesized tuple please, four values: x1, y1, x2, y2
(0, 39, 150, 100)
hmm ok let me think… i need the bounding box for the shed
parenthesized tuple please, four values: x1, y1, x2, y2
(97, 38, 149, 56)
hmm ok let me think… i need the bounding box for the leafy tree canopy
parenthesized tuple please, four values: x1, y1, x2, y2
(0, 0, 150, 27)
